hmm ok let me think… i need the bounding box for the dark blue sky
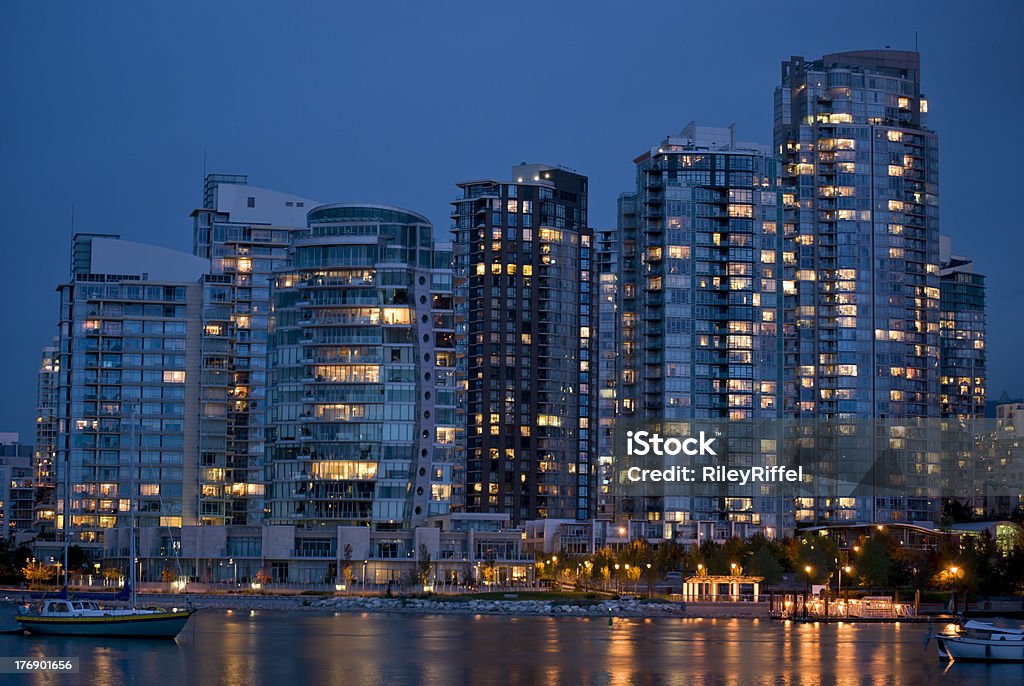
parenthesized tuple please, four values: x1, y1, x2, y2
(2, 1, 1022, 440)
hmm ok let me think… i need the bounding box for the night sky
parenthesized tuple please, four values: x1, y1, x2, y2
(2, 1, 1021, 440)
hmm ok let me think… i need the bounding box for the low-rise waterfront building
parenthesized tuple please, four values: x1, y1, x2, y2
(103, 513, 533, 587)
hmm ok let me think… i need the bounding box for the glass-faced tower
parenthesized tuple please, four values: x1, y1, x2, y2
(452, 164, 595, 523)
(265, 205, 456, 528)
(617, 123, 791, 540)
(775, 50, 942, 525)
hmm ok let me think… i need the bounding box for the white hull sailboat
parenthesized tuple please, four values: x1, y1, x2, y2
(930, 620, 1024, 662)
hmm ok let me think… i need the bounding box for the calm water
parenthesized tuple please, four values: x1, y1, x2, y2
(0, 603, 1020, 685)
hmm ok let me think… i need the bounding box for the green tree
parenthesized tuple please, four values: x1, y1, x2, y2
(854, 535, 893, 588)
(747, 545, 784, 585)
(787, 534, 838, 584)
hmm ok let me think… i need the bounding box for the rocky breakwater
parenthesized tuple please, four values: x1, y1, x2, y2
(314, 596, 689, 618)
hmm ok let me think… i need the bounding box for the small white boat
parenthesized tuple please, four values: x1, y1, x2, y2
(929, 620, 1024, 662)
(16, 599, 193, 639)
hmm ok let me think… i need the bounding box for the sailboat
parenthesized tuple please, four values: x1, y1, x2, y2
(16, 407, 194, 639)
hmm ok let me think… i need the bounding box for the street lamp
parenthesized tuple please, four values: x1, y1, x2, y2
(838, 565, 851, 616)
(948, 565, 964, 615)
(803, 565, 813, 618)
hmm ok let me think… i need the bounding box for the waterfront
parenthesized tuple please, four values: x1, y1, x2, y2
(0, 604, 1020, 685)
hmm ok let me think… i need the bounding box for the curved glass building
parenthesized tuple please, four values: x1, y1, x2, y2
(266, 205, 456, 529)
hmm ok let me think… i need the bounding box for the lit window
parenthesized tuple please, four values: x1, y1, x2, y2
(163, 371, 185, 383)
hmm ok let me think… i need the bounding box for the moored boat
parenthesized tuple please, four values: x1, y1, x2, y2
(929, 619, 1024, 662)
(16, 599, 193, 639)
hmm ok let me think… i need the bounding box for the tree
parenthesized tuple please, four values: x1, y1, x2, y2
(787, 534, 838, 584)
(22, 560, 56, 589)
(67, 545, 86, 573)
(482, 555, 498, 586)
(855, 535, 893, 588)
(417, 543, 433, 588)
(747, 546, 783, 585)
(102, 566, 124, 585)
(0, 540, 32, 582)
(592, 546, 616, 590)
(625, 564, 642, 593)
(342, 543, 354, 585)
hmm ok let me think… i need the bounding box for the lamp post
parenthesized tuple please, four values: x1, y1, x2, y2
(948, 565, 964, 616)
(838, 565, 851, 617)
(362, 560, 367, 593)
(803, 565, 813, 618)
(614, 563, 620, 593)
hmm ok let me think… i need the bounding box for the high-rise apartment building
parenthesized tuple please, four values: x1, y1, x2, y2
(192, 174, 319, 525)
(775, 50, 942, 525)
(452, 164, 595, 523)
(615, 123, 792, 540)
(53, 234, 208, 555)
(775, 50, 940, 419)
(939, 237, 986, 420)
(33, 339, 60, 534)
(595, 228, 618, 522)
(618, 123, 788, 422)
(265, 204, 457, 528)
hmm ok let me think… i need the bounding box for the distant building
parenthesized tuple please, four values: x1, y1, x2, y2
(451, 164, 596, 523)
(0, 433, 36, 541)
(33, 340, 59, 535)
(939, 236, 986, 420)
(595, 228, 618, 522)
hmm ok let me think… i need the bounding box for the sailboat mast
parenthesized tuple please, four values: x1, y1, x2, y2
(63, 451, 70, 591)
(128, 406, 137, 609)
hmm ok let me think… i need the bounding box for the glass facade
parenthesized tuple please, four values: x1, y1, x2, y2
(596, 229, 618, 522)
(452, 164, 596, 523)
(191, 176, 311, 525)
(265, 205, 456, 528)
(54, 234, 207, 553)
(33, 339, 59, 533)
(616, 124, 791, 538)
(775, 51, 942, 525)
(939, 243, 986, 420)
